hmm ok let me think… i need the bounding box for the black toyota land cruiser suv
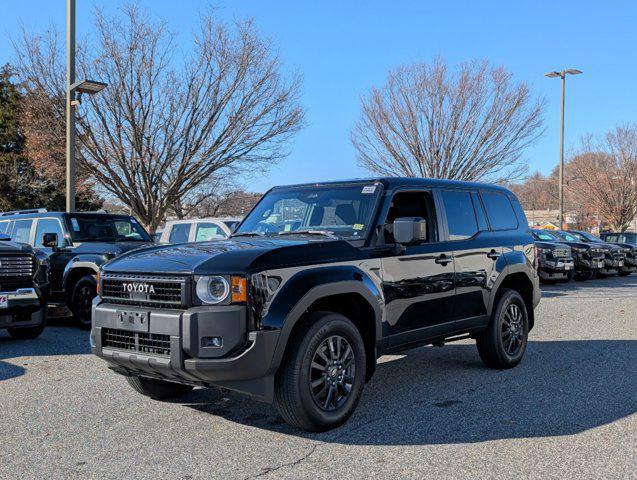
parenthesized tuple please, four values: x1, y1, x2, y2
(599, 231, 637, 276)
(530, 229, 574, 283)
(0, 233, 49, 339)
(91, 178, 540, 431)
(0, 210, 152, 329)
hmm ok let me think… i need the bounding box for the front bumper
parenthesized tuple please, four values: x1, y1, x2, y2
(600, 257, 626, 275)
(0, 288, 46, 329)
(538, 258, 574, 279)
(91, 300, 280, 401)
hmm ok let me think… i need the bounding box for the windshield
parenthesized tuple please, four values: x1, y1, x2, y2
(235, 183, 382, 239)
(66, 215, 152, 242)
(569, 231, 600, 242)
(533, 230, 558, 241)
(553, 231, 579, 242)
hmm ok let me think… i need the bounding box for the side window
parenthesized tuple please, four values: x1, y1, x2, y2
(34, 218, 65, 247)
(604, 234, 618, 242)
(440, 190, 479, 240)
(0, 221, 9, 234)
(384, 191, 437, 243)
(11, 219, 33, 244)
(195, 223, 221, 241)
(481, 192, 519, 231)
(471, 192, 489, 231)
(168, 223, 191, 243)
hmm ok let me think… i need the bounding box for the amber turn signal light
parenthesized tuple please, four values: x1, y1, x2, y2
(231, 276, 247, 303)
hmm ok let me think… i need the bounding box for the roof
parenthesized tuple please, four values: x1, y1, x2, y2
(0, 211, 136, 219)
(271, 177, 511, 193)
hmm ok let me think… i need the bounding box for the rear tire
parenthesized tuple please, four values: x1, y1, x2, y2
(274, 311, 366, 432)
(71, 275, 97, 330)
(125, 376, 194, 400)
(476, 289, 528, 369)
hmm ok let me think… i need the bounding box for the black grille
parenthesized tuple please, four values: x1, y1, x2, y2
(0, 254, 34, 278)
(101, 273, 187, 309)
(551, 248, 570, 258)
(102, 328, 171, 356)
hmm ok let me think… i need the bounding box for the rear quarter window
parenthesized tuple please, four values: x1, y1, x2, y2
(481, 192, 519, 231)
(168, 223, 191, 243)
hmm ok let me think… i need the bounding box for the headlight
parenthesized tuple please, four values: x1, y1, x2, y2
(196, 276, 230, 304)
(536, 247, 550, 255)
(572, 247, 585, 253)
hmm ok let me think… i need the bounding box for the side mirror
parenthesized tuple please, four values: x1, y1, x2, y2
(393, 217, 427, 245)
(42, 232, 59, 249)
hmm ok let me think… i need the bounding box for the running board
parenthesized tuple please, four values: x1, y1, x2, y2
(432, 334, 472, 347)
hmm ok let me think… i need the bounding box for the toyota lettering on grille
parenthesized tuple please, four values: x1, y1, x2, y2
(122, 282, 156, 294)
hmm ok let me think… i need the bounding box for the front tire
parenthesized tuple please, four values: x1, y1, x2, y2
(71, 275, 97, 330)
(274, 312, 366, 432)
(125, 376, 194, 400)
(574, 270, 594, 281)
(476, 289, 529, 369)
(7, 307, 47, 339)
(7, 323, 45, 340)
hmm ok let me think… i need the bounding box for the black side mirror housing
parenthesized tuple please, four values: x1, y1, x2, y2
(393, 217, 427, 245)
(42, 232, 59, 249)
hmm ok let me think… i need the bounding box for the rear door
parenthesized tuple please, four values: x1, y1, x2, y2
(438, 189, 503, 324)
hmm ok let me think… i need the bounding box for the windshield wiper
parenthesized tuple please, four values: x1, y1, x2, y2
(278, 229, 337, 239)
(231, 231, 267, 237)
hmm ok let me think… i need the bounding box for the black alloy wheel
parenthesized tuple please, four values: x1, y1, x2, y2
(309, 335, 356, 412)
(501, 303, 524, 357)
(72, 275, 97, 330)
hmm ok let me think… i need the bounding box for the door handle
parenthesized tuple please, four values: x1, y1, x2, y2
(487, 249, 501, 260)
(435, 253, 453, 265)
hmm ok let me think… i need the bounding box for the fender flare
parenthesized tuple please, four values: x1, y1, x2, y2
(262, 266, 384, 373)
(62, 255, 104, 294)
(487, 259, 537, 326)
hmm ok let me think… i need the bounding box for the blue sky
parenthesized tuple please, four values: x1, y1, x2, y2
(2, 1, 636, 192)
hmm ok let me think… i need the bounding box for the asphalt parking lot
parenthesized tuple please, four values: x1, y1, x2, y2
(1, 275, 635, 480)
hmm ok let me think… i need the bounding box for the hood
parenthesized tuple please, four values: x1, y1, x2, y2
(102, 236, 365, 275)
(73, 241, 154, 256)
(0, 240, 35, 254)
(534, 241, 568, 250)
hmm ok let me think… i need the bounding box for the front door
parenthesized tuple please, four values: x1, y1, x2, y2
(379, 190, 456, 347)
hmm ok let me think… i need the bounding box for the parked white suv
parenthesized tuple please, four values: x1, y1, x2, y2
(158, 217, 242, 244)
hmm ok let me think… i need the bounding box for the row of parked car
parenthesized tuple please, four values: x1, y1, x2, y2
(532, 228, 637, 283)
(0, 210, 239, 338)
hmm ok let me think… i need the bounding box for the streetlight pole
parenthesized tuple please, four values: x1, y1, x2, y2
(545, 68, 582, 229)
(66, 0, 76, 213)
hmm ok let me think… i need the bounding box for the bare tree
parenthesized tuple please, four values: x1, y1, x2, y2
(510, 171, 557, 211)
(351, 58, 545, 183)
(566, 125, 637, 231)
(14, 5, 303, 231)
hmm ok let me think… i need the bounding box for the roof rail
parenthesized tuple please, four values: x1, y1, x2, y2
(0, 208, 48, 217)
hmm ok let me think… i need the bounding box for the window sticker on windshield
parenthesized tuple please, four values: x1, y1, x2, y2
(361, 185, 376, 194)
(284, 223, 292, 231)
(353, 223, 364, 230)
(71, 218, 80, 231)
